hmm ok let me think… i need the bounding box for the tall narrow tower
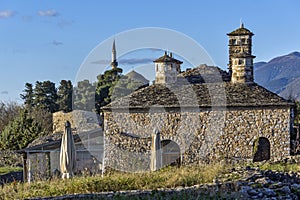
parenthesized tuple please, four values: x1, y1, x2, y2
(227, 23, 255, 84)
(111, 40, 118, 69)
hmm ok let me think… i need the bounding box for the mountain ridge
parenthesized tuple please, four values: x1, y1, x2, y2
(254, 51, 300, 100)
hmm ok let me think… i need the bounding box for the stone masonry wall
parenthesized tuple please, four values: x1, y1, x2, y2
(104, 107, 291, 171)
(53, 110, 100, 133)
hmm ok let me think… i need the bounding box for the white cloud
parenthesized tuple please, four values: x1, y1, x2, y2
(37, 10, 59, 17)
(0, 10, 14, 19)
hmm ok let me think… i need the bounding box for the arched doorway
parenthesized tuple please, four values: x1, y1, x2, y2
(161, 140, 181, 167)
(253, 137, 270, 162)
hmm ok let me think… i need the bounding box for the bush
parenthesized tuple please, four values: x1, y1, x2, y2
(0, 107, 52, 150)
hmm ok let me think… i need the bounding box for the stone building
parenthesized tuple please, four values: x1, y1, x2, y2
(102, 24, 294, 172)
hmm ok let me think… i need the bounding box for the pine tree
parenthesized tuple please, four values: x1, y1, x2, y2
(57, 80, 73, 112)
(33, 81, 59, 113)
(73, 80, 96, 111)
(20, 83, 34, 108)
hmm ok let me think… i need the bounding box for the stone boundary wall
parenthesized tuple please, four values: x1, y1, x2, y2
(29, 183, 240, 199)
(52, 110, 100, 133)
(104, 106, 291, 170)
(0, 150, 22, 167)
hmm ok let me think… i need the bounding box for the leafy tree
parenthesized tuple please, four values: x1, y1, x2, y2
(111, 74, 148, 102)
(0, 101, 21, 133)
(95, 68, 149, 113)
(95, 68, 123, 113)
(0, 107, 52, 150)
(73, 80, 96, 111)
(20, 83, 34, 108)
(57, 80, 73, 112)
(33, 81, 59, 113)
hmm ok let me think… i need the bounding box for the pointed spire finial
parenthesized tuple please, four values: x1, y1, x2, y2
(111, 39, 118, 69)
(112, 39, 116, 62)
(240, 19, 244, 28)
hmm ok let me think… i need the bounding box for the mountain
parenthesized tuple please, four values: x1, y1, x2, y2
(254, 51, 300, 101)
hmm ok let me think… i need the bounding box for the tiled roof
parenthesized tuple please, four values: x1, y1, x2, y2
(179, 65, 231, 83)
(153, 53, 183, 64)
(19, 128, 103, 152)
(103, 65, 292, 110)
(104, 82, 292, 110)
(227, 27, 254, 36)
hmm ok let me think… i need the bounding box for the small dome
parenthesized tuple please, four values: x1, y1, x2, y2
(125, 70, 149, 85)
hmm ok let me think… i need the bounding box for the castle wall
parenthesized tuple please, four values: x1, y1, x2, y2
(103, 106, 291, 171)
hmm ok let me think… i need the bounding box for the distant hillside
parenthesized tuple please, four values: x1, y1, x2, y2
(254, 51, 300, 101)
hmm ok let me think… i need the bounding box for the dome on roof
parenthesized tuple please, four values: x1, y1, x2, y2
(125, 70, 149, 85)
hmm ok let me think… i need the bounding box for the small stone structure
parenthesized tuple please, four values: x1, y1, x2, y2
(102, 25, 294, 171)
(52, 110, 100, 133)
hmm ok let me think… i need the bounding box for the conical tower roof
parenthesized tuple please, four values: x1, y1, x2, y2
(227, 23, 254, 36)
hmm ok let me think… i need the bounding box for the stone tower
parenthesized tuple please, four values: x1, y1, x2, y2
(111, 40, 118, 69)
(154, 51, 183, 84)
(227, 23, 255, 84)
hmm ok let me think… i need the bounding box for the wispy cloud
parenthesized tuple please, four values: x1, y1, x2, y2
(58, 19, 74, 28)
(91, 59, 110, 65)
(52, 40, 63, 46)
(37, 10, 59, 17)
(0, 10, 15, 19)
(119, 58, 154, 65)
(91, 58, 154, 65)
(1, 91, 8, 95)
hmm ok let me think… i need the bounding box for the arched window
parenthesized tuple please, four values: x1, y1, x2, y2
(161, 140, 181, 167)
(253, 137, 270, 162)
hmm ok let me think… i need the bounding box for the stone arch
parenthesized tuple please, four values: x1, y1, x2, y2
(253, 137, 270, 162)
(161, 140, 181, 167)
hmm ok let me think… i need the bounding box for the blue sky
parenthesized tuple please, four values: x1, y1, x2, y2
(0, 0, 300, 102)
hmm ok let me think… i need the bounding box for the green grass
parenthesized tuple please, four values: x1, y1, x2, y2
(0, 166, 22, 175)
(2, 161, 300, 199)
(0, 163, 227, 199)
(254, 162, 299, 172)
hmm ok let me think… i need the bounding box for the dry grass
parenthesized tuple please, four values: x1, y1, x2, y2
(0, 163, 226, 199)
(258, 162, 300, 172)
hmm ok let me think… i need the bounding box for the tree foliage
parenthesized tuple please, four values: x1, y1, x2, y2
(73, 80, 96, 111)
(95, 68, 123, 112)
(20, 83, 34, 109)
(33, 81, 59, 113)
(57, 80, 73, 112)
(0, 101, 22, 133)
(0, 107, 52, 150)
(95, 68, 149, 113)
(21, 80, 73, 113)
